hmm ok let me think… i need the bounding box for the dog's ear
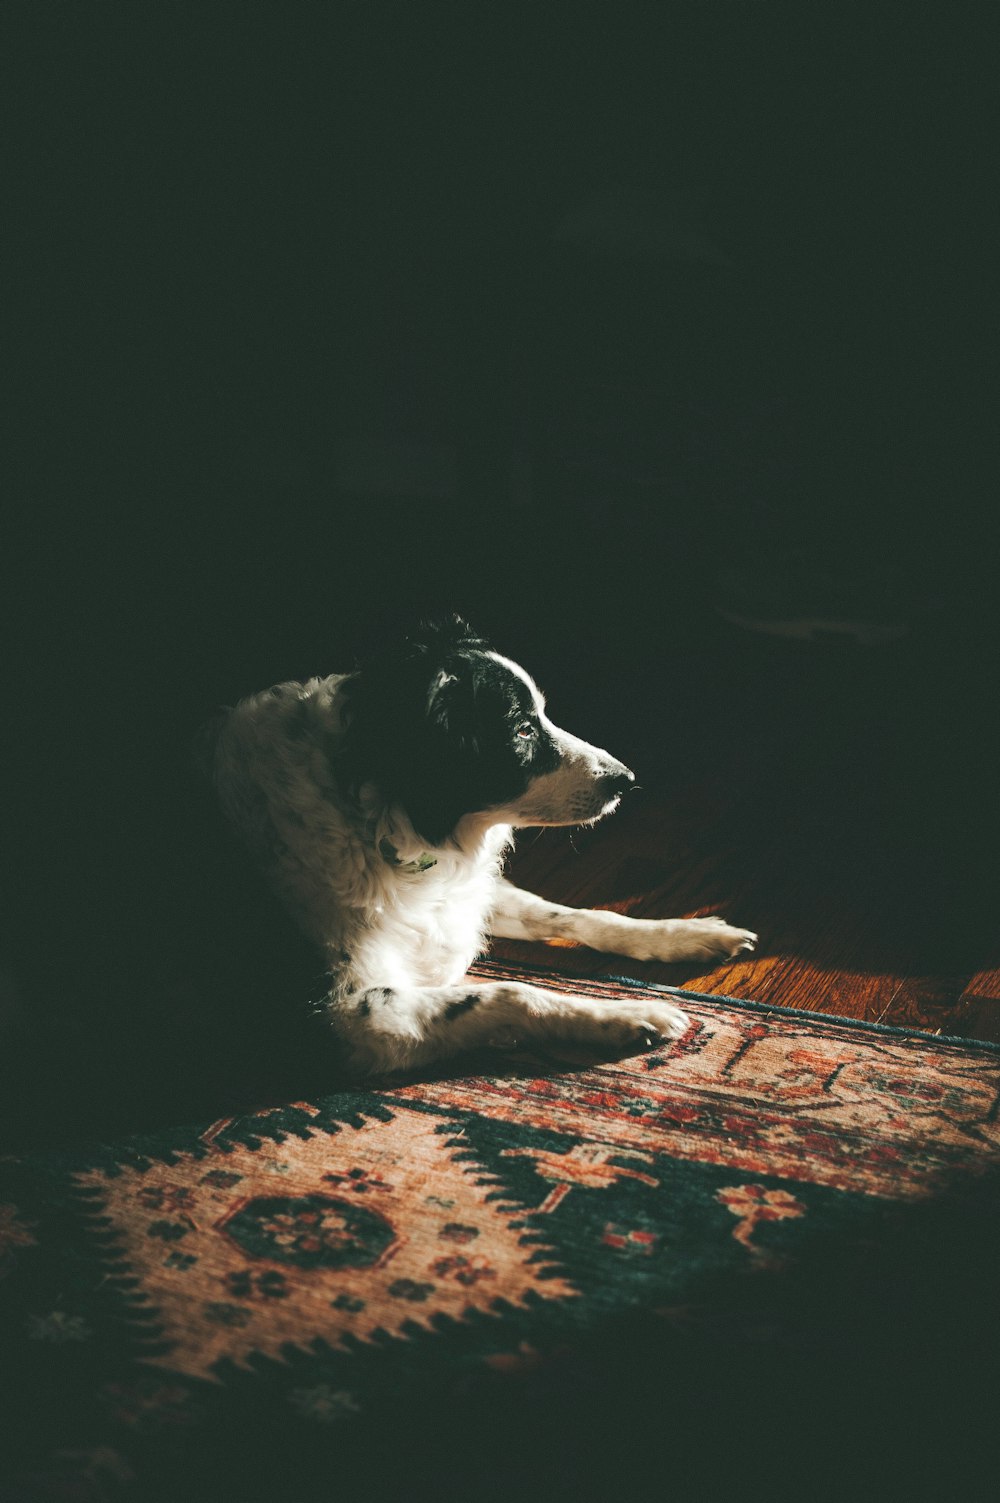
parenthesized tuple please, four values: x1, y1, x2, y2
(427, 669, 458, 706)
(410, 614, 486, 659)
(352, 615, 485, 681)
(426, 665, 478, 752)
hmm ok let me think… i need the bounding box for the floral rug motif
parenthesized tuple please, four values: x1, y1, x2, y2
(2, 963, 998, 1500)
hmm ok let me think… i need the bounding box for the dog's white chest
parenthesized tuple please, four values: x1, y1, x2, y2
(372, 862, 496, 989)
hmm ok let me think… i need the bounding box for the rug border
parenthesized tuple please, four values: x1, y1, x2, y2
(473, 957, 1000, 1056)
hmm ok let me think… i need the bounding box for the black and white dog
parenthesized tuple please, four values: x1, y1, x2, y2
(209, 618, 756, 1073)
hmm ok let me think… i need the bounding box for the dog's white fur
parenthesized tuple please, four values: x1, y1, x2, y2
(210, 644, 756, 1074)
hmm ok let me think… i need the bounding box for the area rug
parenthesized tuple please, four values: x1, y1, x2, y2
(2, 961, 998, 1501)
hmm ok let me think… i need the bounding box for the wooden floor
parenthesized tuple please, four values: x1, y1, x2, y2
(492, 604, 1000, 1043)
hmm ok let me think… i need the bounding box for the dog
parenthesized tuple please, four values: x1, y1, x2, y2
(208, 617, 756, 1073)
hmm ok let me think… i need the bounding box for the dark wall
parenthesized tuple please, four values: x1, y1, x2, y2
(8, 6, 996, 680)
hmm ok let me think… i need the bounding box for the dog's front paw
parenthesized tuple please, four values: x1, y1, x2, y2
(639, 916, 758, 965)
(594, 998, 690, 1055)
(681, 915, 758, 962)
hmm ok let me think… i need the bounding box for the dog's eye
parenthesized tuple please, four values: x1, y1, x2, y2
(515, 722, 536, 740)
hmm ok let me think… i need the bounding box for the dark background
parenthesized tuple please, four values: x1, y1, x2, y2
(2, 5, 997, 1134)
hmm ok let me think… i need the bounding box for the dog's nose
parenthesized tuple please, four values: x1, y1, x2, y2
(601, 767, 636, 799)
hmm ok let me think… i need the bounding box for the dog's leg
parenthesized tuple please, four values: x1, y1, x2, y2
(328, 979, 688, 1074)
(489, 879, 757, 964)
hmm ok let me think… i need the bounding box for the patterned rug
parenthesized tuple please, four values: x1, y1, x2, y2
(2, 962, 998, 1501)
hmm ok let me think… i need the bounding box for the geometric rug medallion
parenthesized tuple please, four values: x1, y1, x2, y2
(75, 1104, 575, 1381)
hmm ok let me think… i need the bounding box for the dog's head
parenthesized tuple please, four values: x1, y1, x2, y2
(340, 616, 635, 846)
